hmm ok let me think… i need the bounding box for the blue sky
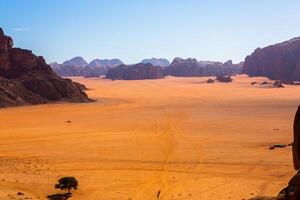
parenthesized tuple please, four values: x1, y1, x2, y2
(1, 0, 300, 64)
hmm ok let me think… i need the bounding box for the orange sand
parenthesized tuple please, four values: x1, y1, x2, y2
(0, 75, 298, 200)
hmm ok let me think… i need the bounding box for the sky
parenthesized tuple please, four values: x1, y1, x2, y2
(1, 0, 300, 64)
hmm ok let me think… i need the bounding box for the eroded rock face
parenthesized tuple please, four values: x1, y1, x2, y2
(106, 63, 164, 80)
(243, 37, 300, 81)
(0, 28, 91, 107)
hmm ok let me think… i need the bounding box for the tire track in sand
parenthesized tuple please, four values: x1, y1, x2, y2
(131, 111, 206, 200)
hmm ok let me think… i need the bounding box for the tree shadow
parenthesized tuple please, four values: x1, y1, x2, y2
(47, 193, 72, 200)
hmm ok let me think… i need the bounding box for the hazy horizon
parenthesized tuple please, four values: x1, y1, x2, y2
(1, 0, 300, 64)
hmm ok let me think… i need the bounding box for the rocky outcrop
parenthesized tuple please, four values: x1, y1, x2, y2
(106, 63, 164, 80)
(216, 75, 233, 82)
(271, 106, 300, 200)
(166, 58, 242, 77)
(0, 28, 91, 108)
(166, 58, 199, 77)
(243, 37, 300, 81)
(141, 58, 170, 68)
(293, 106, 300, 170)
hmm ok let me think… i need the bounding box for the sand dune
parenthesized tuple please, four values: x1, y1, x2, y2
(0, 75, 298, 200)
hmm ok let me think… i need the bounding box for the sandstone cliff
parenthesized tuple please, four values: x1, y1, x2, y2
(0, 28, 91, 107)
(243, 37, 300, 81)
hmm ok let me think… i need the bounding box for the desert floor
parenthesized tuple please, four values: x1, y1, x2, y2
(0, 75, 299, 200)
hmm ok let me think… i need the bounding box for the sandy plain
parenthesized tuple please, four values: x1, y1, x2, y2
(0, 75, 299, 200)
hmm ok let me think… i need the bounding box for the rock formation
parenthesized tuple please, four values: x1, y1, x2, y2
(87, 59, 123, 68)
(273, 80, 284, 88)
(0, 28, 91, 107)
(166, 58, 242, 77)
(50, 62, 86, 77)
(216, 75, 233, 83)
(141, 58, 170, 68)
(84, 59, 123, 77)
(106, 63, 164, 80)
(293, 106, 300, 170)
(243, 37, 300, 81)
(50, 58, 123, 77)
(63, 56, 88, 68)
(272, 106, 300, 200)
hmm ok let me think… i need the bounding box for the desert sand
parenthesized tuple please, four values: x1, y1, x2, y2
(0, 75, 299, 200)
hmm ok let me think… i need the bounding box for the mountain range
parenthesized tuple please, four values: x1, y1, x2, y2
(50, 57, 124, 77)
(50, 36, 300, 82)
(50, 57, 242, 79)
(105, 58, 242, 80)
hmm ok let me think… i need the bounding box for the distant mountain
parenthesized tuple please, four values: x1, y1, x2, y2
(106, 63, 164, 80)
(50, 56, 242, 79)
(243, 37, 300, 81)
(141, 58, 170, 67)
(63, 56, 88, 68)
(84, 59, 124, 77)
(50, 62, 86, 77)
(166, 58, 242, 77)
(50, 57, 124, 77)
(87, 59, 123, 68)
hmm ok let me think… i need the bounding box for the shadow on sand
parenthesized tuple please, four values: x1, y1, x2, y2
(248, 197, 276, 200)
(47, 193, 72, 200)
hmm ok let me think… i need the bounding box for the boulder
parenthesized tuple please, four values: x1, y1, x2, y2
(206, 78, 215, 83)
(216, 75, 233, 83)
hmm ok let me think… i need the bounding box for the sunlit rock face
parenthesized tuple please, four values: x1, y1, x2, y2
(243, 37, 300, 81)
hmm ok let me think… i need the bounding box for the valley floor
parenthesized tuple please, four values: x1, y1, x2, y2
(0, 75, 298, 200)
